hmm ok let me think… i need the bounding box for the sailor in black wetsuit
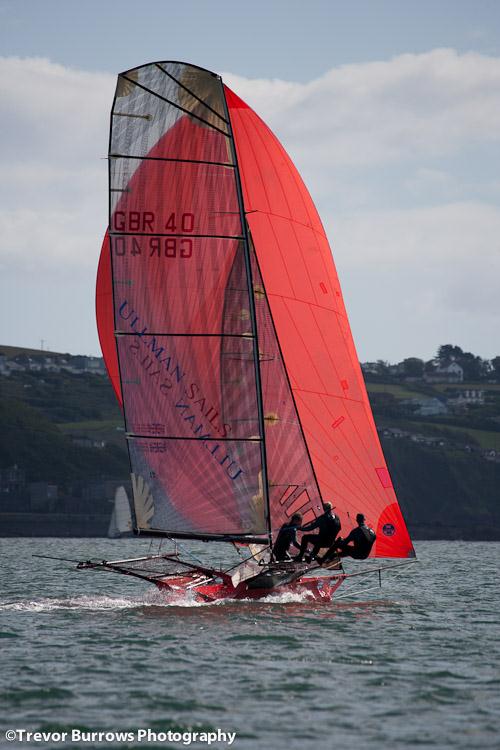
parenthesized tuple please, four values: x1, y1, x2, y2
(272, 513, 303, 562)
(320, 513, 376, 562)
(294, 502, 341, 562)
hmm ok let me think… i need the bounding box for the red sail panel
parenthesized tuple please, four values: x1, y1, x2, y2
(249, 244, 322, 528)
(99, 63, 268, 538)
(220, 239, 322, 531)
(225, 86, 414, 558)
(96, 232, 122, 406)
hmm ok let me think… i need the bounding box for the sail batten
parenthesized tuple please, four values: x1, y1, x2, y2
(118, 75, 231, 137)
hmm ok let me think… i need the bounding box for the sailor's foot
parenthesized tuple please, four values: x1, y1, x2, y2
(292, 555, 303, 562)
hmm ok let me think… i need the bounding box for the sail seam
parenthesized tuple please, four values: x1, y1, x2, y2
(260, 118, 327, 240)
(268, 292, 348, 318)
(119, 75, 231, 138)
(292, 387, 365, 404)
(244, 208, 328, 240)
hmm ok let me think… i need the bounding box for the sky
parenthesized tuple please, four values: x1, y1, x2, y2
(1, 0, 499, 363)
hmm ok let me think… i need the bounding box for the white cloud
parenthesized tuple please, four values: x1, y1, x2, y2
(0, 51, 499, 359)
(224, 48, 500, 169)
(331, 202, 500, 266)
(0, 57, 112, 279)
(0, 56, 114, 165)
(330, 202, 500, 359)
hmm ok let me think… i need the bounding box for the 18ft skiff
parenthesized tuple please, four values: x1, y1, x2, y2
(80, 61, 415, 601)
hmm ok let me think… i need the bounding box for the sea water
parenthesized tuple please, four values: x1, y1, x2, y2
(0, 539, 499, 750)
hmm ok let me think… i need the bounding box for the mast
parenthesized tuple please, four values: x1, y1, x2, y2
(221, 87, 273, 547)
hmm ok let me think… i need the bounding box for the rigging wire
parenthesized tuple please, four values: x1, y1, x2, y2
(333, 566, 411, 601)
(169, 538, 204, 566)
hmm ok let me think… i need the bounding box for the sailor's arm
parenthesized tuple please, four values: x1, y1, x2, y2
(300, 518, 319, 532)
(341, 529, 356, 545)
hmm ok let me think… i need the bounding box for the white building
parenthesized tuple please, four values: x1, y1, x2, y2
(403, 397, 448, 416)
(425, 362, 464, 383)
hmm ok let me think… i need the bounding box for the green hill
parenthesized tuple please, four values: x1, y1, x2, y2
(0, 397, 127, 485)
(1, 346, 500, 539)
(0, 366, 128, 488)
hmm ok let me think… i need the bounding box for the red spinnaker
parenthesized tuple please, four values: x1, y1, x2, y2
(225, 86, 414, 558)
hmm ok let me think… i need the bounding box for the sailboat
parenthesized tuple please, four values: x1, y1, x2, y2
(85, 61, 415, 601)
(107, 485, 133, 538)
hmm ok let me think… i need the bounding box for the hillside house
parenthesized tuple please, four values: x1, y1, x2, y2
(402, 397, 448, 417)
(71, 356, 106, 375)
(448, 389, 485, 410)
(424, 362, 464, 383)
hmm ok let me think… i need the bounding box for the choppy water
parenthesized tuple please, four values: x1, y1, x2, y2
(0, 539, 499, 750)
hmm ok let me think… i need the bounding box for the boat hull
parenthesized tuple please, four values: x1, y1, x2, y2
(155, 573, 346, 602)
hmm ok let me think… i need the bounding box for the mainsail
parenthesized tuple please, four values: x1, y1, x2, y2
(96, 61, 414, 558)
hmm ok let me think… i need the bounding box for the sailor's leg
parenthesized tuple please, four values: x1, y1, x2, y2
(349, 548, 369, 560)
(295, 534, 318, 560)
(318, 543, 336, 564)
(309, 537, 329, 560)
(338, 543, 357, 559)
(272, 544, 287, 561)
(318, 537, 343, 563)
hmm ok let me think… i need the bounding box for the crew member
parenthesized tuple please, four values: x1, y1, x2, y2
(272, 513, 303, 561)
(294, 502, 341, 562)
(320, 513, 376, 562)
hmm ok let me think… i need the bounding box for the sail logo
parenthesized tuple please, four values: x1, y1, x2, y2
(112, 212, 195, 258)
(382, 523, 396, 536)
(113, 210, 195, 234)
(113, 235, 193, 259)
(118, 300, 244, 483)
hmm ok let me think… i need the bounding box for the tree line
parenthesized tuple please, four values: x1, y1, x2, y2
(369, 345, 500, 382)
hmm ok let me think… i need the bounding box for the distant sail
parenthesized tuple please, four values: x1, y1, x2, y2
(108, 485, 133, 538)
(96, 62, 414, 558)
